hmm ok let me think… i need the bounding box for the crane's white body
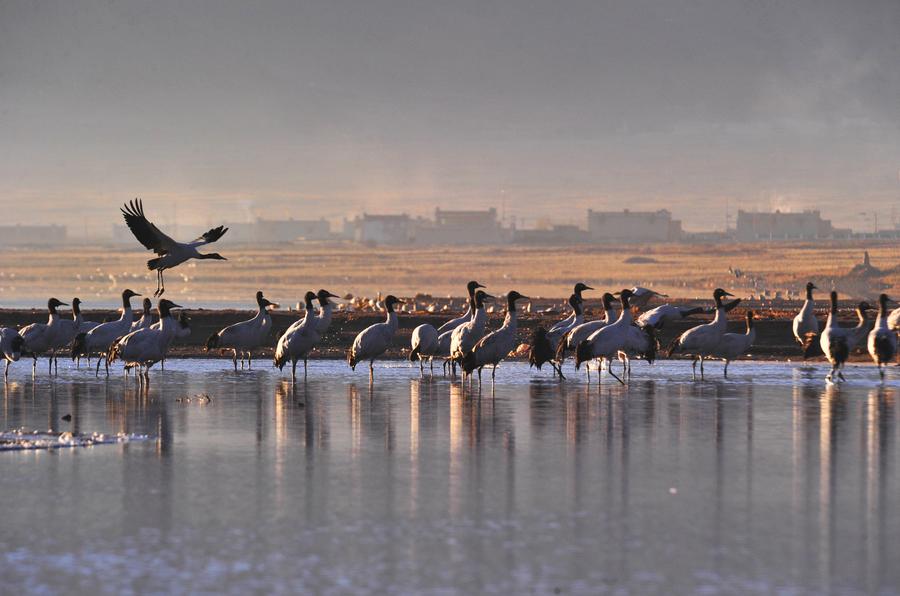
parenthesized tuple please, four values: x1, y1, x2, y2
(348, 300, 400, 381)
(20, 302, 69, 375)
(450, 302, 488, 360)
(1, 327, 24, 379)
(793, 294, 819, 344)
(868, 297, 897, 380)
(709, 316, 756, 377)
(209, 302, 272, 369)
(110, 310, 179, 375)
(820, 297, 849, 383)
(410, 324, 440, 372)
(466, 303, 520, 381)
(627, 287, 668, 310)
(669, 291, 734, 379)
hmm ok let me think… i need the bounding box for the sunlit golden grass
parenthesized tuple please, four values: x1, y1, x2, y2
(0, 241, 898, 307)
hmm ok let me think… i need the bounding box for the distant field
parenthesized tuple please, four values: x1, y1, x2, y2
(0, 241, 897, 308)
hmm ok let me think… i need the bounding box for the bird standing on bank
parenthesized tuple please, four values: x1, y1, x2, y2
(120, 199, 228, 297)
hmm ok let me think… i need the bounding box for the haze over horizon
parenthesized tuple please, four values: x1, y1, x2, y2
(2, 0, 899, 236)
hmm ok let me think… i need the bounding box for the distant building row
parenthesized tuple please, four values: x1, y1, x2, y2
(0, 208, 867, 247)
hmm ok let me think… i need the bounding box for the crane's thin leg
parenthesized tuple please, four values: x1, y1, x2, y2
(692, 358, 697, 380)
(291, 359, 297, 384)
(429, 357, 434, 373)
(95, 356, 102, 377)
(369, 360, 374, 384)
(303, 358, 308, 379)
(5, 360, 9, 380)
(419, 358, 424, 374)
(724, 361, 729, 378)
(248, 352, 252, 369)
(700, 356, 705, 380)
(492, 364, 497, 381)
(232, 351, 238, 371)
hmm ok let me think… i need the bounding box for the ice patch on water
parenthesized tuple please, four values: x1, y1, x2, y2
(0, 428, 151, 451)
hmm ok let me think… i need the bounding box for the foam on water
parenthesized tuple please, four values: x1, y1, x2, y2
(0, 429, 151, 451)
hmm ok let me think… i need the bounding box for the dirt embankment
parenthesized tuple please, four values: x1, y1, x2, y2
(0, 297, 878, 363)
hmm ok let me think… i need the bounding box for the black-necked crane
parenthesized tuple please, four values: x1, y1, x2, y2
(120, 199, 228, 297)
(867, 293, 897, 381)
(347, 295, 403, 382)
(792, 282, 820, 346)
(20, 297, 69, 376)
(107, 299, 183, 382)
(462, 291, 528, 384)
(547, 283, 593, 335)
(436, 281, 486, 334)
(818, 291, 849, 383)
(131, 298, 155, 332)
(0, 326, 24, 380)
(666, 288, 736, 380)
(449, 290, 492, 368)
(556, 292, 617, 379)
(72, 289, 141, 376)
(205, 291, 278, 370)
(574, 289, 637, 385)
(709, 311, 757, 378)
(410, 324, 439, 373)
(274, 292, 321, 383)
(627, 287, 668, 310)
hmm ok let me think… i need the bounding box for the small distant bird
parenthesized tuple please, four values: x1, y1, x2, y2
(868, 293, 897, 381)
(121, 198, 228, 297)
(348, 295, 404, 382)
(793, 282, 820, 346)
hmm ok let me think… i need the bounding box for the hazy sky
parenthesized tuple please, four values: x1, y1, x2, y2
(1, 0, 899, 235)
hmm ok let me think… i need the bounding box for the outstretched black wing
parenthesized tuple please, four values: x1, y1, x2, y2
(191, 225, 229, 246)
(120, 199, 176, 255)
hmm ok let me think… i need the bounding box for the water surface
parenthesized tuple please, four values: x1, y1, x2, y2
(1, 360, 898, 594)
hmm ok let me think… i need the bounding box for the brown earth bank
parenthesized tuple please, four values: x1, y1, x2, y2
(0, 297, 885, 364)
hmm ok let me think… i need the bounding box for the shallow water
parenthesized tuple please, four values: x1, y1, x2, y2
(1, 359, 899, 594)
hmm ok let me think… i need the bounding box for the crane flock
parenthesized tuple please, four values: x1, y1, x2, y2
(1, 201, 899, 386)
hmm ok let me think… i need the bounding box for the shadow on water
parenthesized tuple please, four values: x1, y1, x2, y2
(0, 360, 898, 593)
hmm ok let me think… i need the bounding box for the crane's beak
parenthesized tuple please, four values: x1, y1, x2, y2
(723, 291, 735, 297)
(584, 285, 595, 290)
(169, 302, 183, 309)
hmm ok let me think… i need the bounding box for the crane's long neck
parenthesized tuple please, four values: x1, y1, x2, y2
(385, 307, 399, 331)
(825, 296, 839, 328)
(875, 297, 889, 330)
(318, 302, 333, 326)
(120, 295, 134, 323)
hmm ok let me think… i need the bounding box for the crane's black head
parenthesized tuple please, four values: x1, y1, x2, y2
(507, 291, 528, 307)
(712, 288, 734, 306)
(746, 310, 755, 328)
(71, 298, 82, 313)
(602, 292, 616, 310)
(157, 299, 182, 317)
(256, 291, 278, 309)
(142, 297, 152, 312)
(617, 288, 634, 309)
(48, 297, 67, 312)
(202, 252, 227, 260)
(858, 301, 872, 313)
(304, 291, 317, 310)
(829, 290, 839, 311)
(806, 282, 817, 291)
(878, 293, 893, 310)
(574, 282, 594, 295)
(122, 289, 140, 299)
(384, 295, 403, 312)
(467, 281, 486, 297)
(317, 289, 340, 306)
(178, 312, 191, 328)
(474, 290, 493, 308)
